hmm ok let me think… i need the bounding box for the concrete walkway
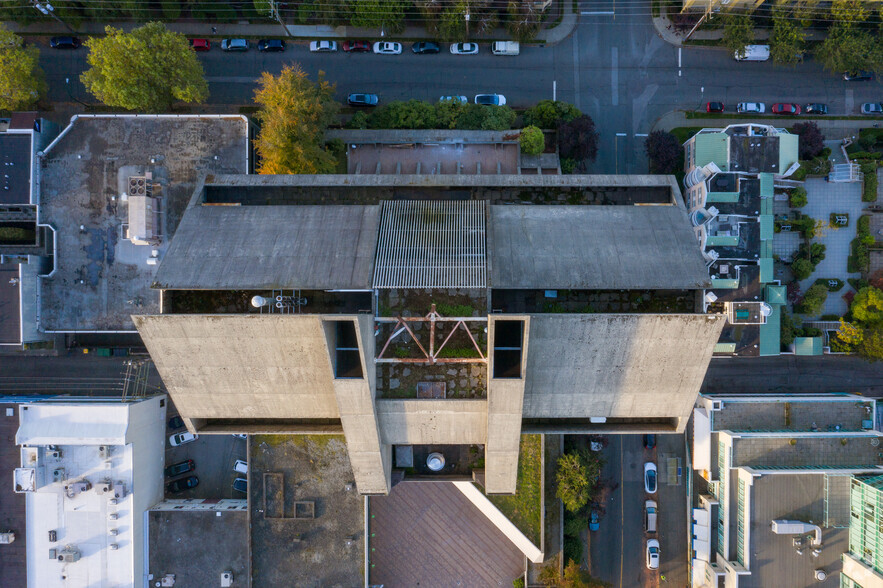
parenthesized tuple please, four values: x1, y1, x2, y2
(9, 0, 577, 45)
(652, 11, 827, 47)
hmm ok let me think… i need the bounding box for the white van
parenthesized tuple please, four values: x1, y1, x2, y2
(735, 44, 770, 61)
(492, 41, 520, 56)
(233, 460, 248, 474)
(645, 500, 658, 533)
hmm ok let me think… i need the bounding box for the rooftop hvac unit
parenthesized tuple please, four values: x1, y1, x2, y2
(57, 548, 80, 563)
(48, 450, 61, 459)
(49, 548, 56, 560)
(108, 513, 118, 520)
(109, 543, 119, 551)
(0, 532, 15, 544)
(96, 482, 112, 494)
(221, 571, 234, 587)
(113, 482, 126, 499)
(711, 401, 724, 411)
(109, 528, 118, 536)
(98, 446, 109, 459)
(109, 499, 118, 506)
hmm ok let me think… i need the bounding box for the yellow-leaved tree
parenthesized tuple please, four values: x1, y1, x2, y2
(0, 25, 46, 111)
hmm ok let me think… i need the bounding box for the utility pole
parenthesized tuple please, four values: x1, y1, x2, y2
(683, 0, 714, 42)
(267, 0, 291, 37)
(32, 1, 74, 33)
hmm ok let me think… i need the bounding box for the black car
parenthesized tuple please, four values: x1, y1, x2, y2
(50, 36, 80, 49)
(348, 93, 379, 107)
(257, 39, 285, 52)
(164, 459, 195, 478)
(412, 41, 440, 54)
(804, 103, 828, 115)
(643, 434, 656, 449)
(843, 71, 874, 81)
(168, 415, 185, 430)
(167, 475, 199, 493)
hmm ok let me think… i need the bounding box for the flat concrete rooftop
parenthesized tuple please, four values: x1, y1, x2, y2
(713, 397, 875, 433)
(37, 115, 248, 331)
(0, 133, 31, 205)
(732, 436, 883, 469)
(0, 403, 26, 588)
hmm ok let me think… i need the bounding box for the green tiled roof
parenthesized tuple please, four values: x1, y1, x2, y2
(759, 173, 774, 197)
(760, 196, 773, 215)
(759, 257, 774, 283)
(714, 342, 737, 354)
(794, 336, 823, 356)
(759, 215, 774, 240)
(706, 192, 740, 203)
(712, 278, 740, 289)
(765, 284, 787, 305)
(759, 240, 773, 259)
(759, 301, 781, 356)
(694, 133, 729, 170)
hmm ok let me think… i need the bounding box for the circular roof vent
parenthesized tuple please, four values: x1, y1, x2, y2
(427, 452, 445, 472)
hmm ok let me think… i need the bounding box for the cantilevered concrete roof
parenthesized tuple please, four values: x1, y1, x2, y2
(489, 206, 710, 290)
(153, 205, 380, 290)
(521, 314, 726, 420)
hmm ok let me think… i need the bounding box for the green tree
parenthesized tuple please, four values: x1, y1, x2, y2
(791, 258, 814, 280)
(438, 1, 469, 41)
(435, 98, 466, 129)
(520, 126, 545, 155)
(858, 327, 883, 361)
(556, 449, 603, 513)
(350, 0, 407, 33)
(644, 130, 681, 174)
(851, 286, 883, 326)
(523, 100, 582, 129)
(0, 26, 45, 111)
(722, 12, 755, 59)
(770, 6, 805, 65)
(253, 64, 339, 175)
(369, 100, 439, 129)
(797, 283, 828, 316)
(789, 187, 808, 208)
(506, 1, 543, 41)
(81, 22, 208, 111)
(816, 2, 882, 75)
(836, 318, 864, 348)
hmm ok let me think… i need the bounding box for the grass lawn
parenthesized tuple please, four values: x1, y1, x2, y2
(488, 434, 542, 546)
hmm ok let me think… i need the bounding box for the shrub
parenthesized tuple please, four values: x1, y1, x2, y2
(816, 278, 844, 291)
(645, 131, 681, 174)
(858, 215, 871, 235)
(793, 121, 825, 160)
(851, 287, 883, 326)
(560, 157, 577, 174)
(848, 238, 870, 273)
(797, 283, 828, 316)
(791, 165, 808, 181)
(558, 115, 599, 162)
(791, 258, 814, 280)
(556, 449, 604, 512)
(781, 311, 797, 346)
(513, 579, 525, 588)
(850, 151, 882, 161)
(347, 111, 369, 129)
(522, 100, 581, 129)
(519, 126, 545, 155)
(789, 187, 807, 208)
(830, 213, 849, 228)
(863, 169, 878, 203)
(821, 147, 832, 158)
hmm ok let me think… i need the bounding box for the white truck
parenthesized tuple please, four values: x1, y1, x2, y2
(491, 41, 520, 56)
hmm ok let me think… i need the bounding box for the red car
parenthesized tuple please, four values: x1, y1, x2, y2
(342, 40, 371, 53)
(706, 102, 724, 113)
(189, 38, 211, 51)
(771, 103, 801, 115)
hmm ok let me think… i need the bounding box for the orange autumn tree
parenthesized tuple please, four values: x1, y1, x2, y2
(253, 64, 338, 175)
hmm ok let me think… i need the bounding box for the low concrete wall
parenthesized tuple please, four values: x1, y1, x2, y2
(452, 481, 544, 563)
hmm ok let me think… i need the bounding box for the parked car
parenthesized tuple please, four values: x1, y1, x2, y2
(342, 40, 370, 53)
(232, 434, 247, 440)
(233, 477, 248, 493)
(705, 101, 724, 113)
(771, 103, 801, 115)
(50, 36, 80, 49)
(736, 102, 765, 114)
(220, 38, 249, 52)
(843, 71, 874, 81)
(450, 42, 479, 55)
(412, 41, 440, 54)
(861, 103, 883, 115)
(644, 462, 657, 494)
(168, 415, 185, 430)
(233, 459, 248, 474)
(165, 459, 195, 478)
(169, 431, 198, 447)
(645, 500, 658, 532)
(310, 40, 338, 53)
(348, 93, 379, 107)
(643, 434, 656, 449)
(258, 39, 285, 52)
(167, 475, 199, 494)
(440, 95, 468, 104)
(734, 44, 769, 61)
(189, 38, 211, 51)
(373, 42, 402, 55)
(804, 103, 828, 115)
(646, 539, 660, 569)
(475, 94, 506, 106)
(589, 510, 600, 532)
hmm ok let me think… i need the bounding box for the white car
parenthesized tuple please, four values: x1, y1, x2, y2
(861, 102, 883, 115)
(440, 95, 467, 104)
(232, 433, 247, 439)
(736, 102, 766, 114)
(450, 42, 479, 55)
(646, 539, 660, 569)
(309, 40, 337, 53)
(644, 462, 657, 494)
(475, 94, 506, 106)
(373, 42, 402, 55)
(169, 431, 198, 447)
(233, 459, 248, 474)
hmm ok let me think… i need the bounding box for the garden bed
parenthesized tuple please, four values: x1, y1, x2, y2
(488, 434, 543, 546)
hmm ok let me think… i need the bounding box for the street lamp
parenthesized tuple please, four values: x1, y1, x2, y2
(464, 12, 470, 38)
(32, 1, 74, 32)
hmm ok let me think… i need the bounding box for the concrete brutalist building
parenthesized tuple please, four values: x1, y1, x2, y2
(134, 173, 726, 496)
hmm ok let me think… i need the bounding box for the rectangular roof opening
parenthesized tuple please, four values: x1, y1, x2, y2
(493, 320, 523, 379)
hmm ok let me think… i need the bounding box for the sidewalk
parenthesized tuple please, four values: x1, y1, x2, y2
(652, 11, 826, 47)
(653, 110, 872, 141)
(8, 0, 577, 45)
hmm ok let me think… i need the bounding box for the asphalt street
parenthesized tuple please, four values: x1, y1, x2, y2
(37, 4, 883, 175)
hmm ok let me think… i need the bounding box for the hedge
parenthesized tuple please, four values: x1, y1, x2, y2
(863, 167, 878, 203)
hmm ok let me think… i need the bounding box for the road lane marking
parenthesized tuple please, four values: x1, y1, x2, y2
(619, 440, 624, 588)
(611, 47, 618, 106)
(581, 10, 614, 14)
(678, 48, 682, 77)
(616, 133, 627, 136)
(553, 80, 557, 102)
(635, 133, 648, 137)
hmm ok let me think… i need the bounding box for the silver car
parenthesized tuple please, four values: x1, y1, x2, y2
(861, 102, 883, 115)
(373, 42, 402, 55)
(736, 102, 766, 114)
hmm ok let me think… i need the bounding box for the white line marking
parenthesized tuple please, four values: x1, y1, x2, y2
(553, 80, 557, 102)
(678, 48, 682, 68)
(611, 47, 618, 106)
(616, 133, 627, 137)
(581, 11, 614, 15)
(635, 133, 649, 137)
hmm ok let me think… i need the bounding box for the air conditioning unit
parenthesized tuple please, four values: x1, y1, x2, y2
(98, 446, 109, 459)
(113, 482, 126, 500)
(221, 572, 234, 587)
(48, 451, 61, 459)
(109, 543, 119, 551)
(712, 400, 724, 411)
(109, 528, 118, 536)
(96, 481, 112, 494)
(108, 513, 118, 520)
(58, 548, 80, 563)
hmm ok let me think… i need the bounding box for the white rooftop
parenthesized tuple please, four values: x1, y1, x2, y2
(16, 403, 132, 446)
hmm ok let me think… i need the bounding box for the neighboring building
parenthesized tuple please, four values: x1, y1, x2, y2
(0, 114, 59, 347)
(842, 475, 883, 588)
(135, 172, 726, 496)
(691, 394, 883, 588)
(683, 124, 800, 356)
(12, 395, 166, 588)
(33, 114, 249, 335)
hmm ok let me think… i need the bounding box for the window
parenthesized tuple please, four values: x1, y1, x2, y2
(492, 320, 524, 379)
(333, 321, 363, 379)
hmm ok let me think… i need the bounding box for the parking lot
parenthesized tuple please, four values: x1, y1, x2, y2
(163, 409, 248, 500)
